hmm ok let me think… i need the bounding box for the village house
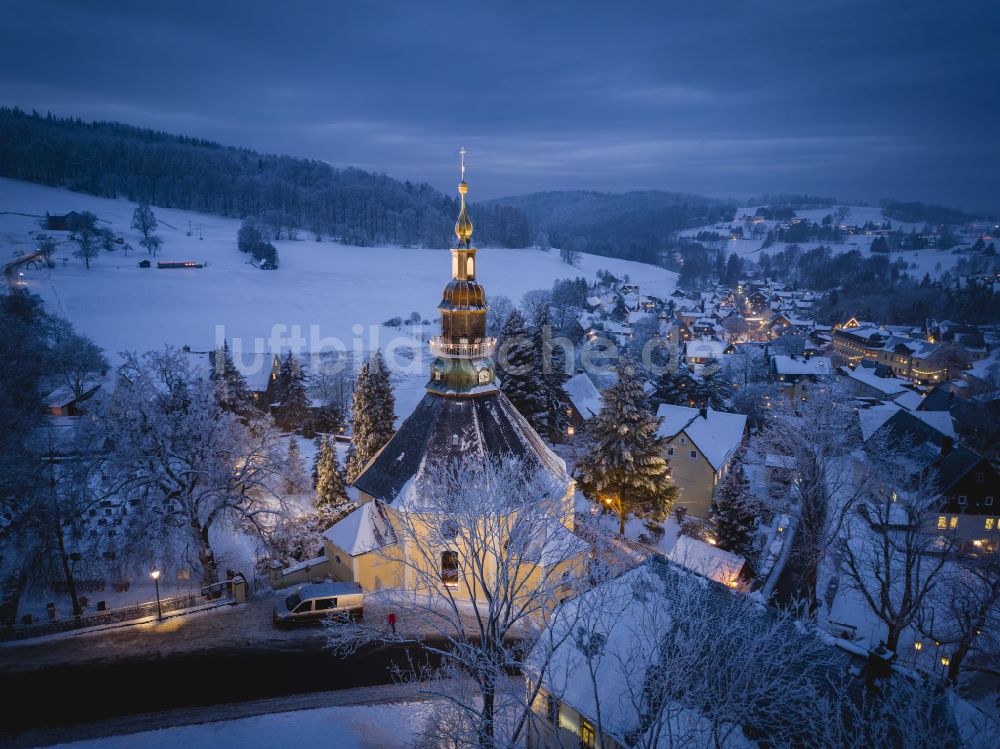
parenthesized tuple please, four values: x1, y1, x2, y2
(683, 337, 734, 373)
(561, 372, 603, 430)
(863, 409, 1000, 549)
(769, 354, 833, 400)
(655, 404, 748, 518)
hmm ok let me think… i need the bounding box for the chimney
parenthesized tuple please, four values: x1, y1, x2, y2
(940, 436, 953, 456)
(699, 404, 708, 419)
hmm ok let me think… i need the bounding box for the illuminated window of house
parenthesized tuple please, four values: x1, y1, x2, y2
(546, 694, 559, 724)
(986, 518, 995, 531)
(580, 720, 596, 749)
(950, 516, 958, 529)
(937, 516, 947, 530)
(441, 550, 459, 587)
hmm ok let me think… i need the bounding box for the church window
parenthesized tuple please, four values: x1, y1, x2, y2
(466, 256, 474, 277)
(441, 551, 459, 587)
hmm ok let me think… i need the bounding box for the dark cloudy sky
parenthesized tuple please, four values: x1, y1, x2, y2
(2, 0, 998, 209)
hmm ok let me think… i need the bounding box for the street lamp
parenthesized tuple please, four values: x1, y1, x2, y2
(151, 569, 162, 621)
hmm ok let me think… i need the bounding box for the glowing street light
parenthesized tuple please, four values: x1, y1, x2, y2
(151, 569, 162, 621)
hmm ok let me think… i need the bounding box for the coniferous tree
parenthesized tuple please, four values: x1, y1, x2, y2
(531, 303, 570, 440)
(211, 341, 255, 419)
(315, 436, 353, 522)
(274, 352, 310, 432)
(498, 309, 546, 430)
(345, 352, 396, 482)
(652, 368, 700, 407)
(284, 438, 308, 494)
(698, 359, 734, 411)
(576, 357, 677, 535)
(709, 448, 760, 562)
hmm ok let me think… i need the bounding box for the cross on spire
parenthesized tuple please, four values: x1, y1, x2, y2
(460, 147, 466, 181)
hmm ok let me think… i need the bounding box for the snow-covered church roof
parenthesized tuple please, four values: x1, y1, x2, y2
(352, 390, 570, 507)
(322, 500, 397, 556)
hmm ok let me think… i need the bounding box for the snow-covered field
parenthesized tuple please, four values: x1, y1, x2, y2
(1, 177, 677, 423)
(680, 204, 969, 279)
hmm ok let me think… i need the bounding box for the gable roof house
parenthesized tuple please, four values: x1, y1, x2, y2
(865, 410, 1000, 548)
(562, 373, 603, 428)
(656, 404, 748, 518)
(769, 355, 833, 400)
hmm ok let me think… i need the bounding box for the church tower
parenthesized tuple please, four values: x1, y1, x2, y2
(427, 149, 497, 396)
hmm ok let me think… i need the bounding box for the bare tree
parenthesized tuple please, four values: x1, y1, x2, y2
(486, 294, 515, 339)
(131, 203, 162, 256)
(72, 212, 99, 269)
(539, 559, 856, 749)
(98, 348, 289, 584)
(754, 385, 865, 615)
(43, 317, 108, 400)
(326, 456, 586, 749)
(839, 440, 952, 651)
(921, 550, 1000, 684)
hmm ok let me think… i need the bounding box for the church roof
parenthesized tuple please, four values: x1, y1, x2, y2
(352, 390, 570, 506)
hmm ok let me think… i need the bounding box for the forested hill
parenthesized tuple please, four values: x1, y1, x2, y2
(0, 107, 532, 248)
(488, 190, 736, 263)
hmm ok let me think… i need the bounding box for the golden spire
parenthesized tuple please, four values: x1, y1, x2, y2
(455, 147, 473, 247)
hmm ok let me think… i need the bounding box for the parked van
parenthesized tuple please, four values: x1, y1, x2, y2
(273, 582, 363, 627)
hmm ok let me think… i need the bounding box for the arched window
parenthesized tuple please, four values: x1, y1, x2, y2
(466, 256, 474, 277)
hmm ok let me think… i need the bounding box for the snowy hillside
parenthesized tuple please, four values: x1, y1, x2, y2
(680, 204, 971, 279)
(0, 178, 678, 419)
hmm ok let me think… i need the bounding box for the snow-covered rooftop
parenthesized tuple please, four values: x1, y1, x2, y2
(666, 536, 745, 587)
(562, 373, 603, 420)
(771, 355, 832, 377)
(322, 501, 397, 556)
(655, 404, 747, 471)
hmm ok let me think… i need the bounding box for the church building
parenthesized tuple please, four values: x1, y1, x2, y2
(284, 154, 582, 598)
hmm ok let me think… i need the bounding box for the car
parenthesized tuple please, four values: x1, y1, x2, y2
(272, 581, 363, 627)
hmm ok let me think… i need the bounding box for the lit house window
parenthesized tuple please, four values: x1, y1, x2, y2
(986, 518, 995, 531)
(950, 517, 958, 530)
(580, 721, 596, 749)
(937, 516, 947, 530)
(441, 551, 459, 587)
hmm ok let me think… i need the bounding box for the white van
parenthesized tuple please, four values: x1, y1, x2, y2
(273, 582, 364, 627)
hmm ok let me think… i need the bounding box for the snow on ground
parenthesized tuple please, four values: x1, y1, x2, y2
(48, 699, 438, 749)
(679, 204, 968, 279)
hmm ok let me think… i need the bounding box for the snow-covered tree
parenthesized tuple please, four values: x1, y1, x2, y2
(548, 559, 865, 749)
(651, 367, 700, 407)
(274, 352, 310, 432)
(314, 436, 352, 520)
(709, 448, 761, 562)
(922, 550, 1000, 684)
(486, 293, 514, 338)
(43, 316, 108, 401)
(131, 202, 161, 256)
(98, 348, 288, 584)
(576, 357, 677, 535)
(283, 438, 308, 495)
(840, 440, 951, 652)
(531, 303, 570, 440)
(497, 309, 546, 430)
(345, 351, 395, 482)
(754, 385, 864, 615)
(211, 341, 256, 419)
(326, 456, 587, 749)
